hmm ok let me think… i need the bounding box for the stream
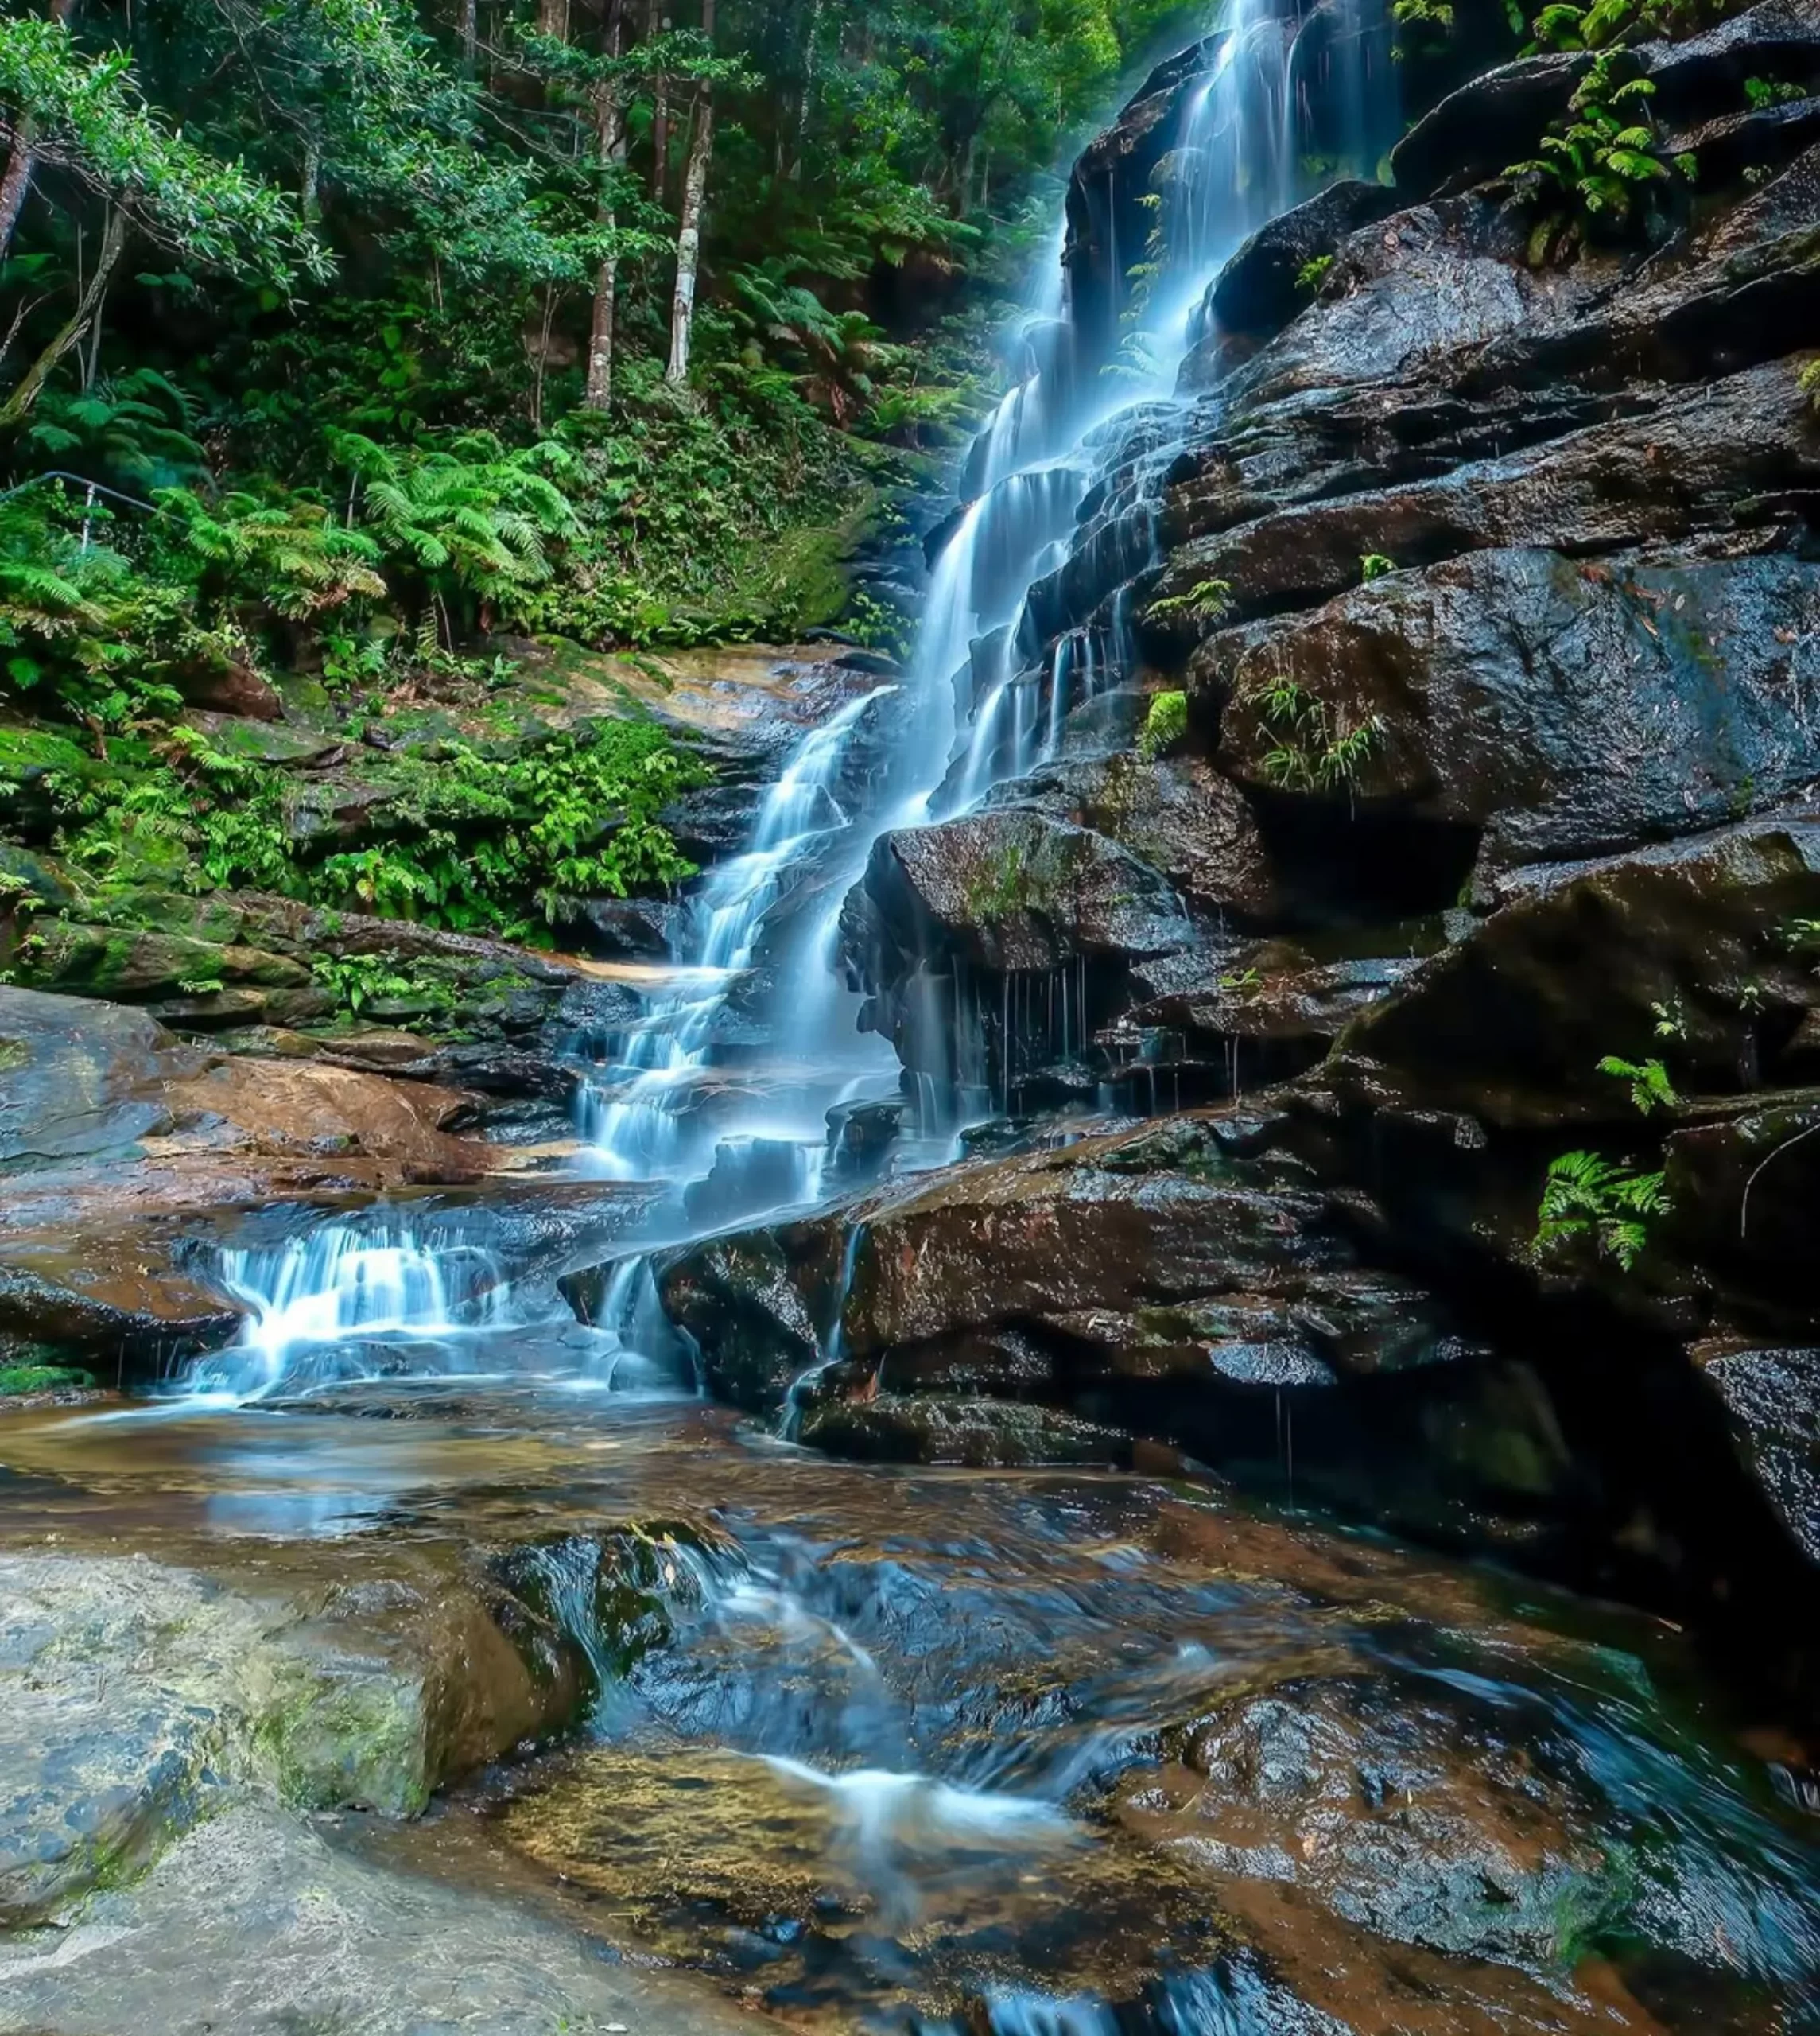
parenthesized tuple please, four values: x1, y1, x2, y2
(6, 0, 1820, 2030)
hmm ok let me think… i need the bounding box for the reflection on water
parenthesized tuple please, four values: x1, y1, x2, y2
(6, 1389, 1819, 2034)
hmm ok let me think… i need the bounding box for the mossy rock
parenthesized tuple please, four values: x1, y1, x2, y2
(0, 845, 74, 910)
(20, 921, 309, 999)
(0, 1360, 99, 1397)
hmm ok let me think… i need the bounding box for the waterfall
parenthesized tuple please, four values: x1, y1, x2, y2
(576, 683, 896, 1186)
(179, 0, 1393, 1397)
(186, 1218, 522, 1401)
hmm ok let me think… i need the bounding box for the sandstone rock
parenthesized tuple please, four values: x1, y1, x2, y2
(1330, 814, 1820, 1126)
(986, 749, 1280, 922)
(860, 809, 1196, 976)
(1206, 546, 1820, 868)
(0, 1803, 771, 2036)
(1206, 178, 1400, 340)
(0, 986, 200, 1168)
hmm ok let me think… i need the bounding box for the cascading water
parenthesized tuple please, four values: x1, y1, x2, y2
(180, 0, 1393, 1391)
(576, 682, 897, 1187)
(187, 1218, 522, 1400)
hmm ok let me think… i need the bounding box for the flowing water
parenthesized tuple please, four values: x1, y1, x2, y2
(10, 3, 1820, 2029)
(6, 1393, 1820, 2032)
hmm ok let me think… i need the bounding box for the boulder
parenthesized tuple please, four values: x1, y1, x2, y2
(1206, 178, 1401, 340)
(857, 809, 1196, 977)
(0, 986, 200, 1168)
(985, 750, 1282, 922)
(799, 1394, 1132, 1469)
(658, 1111, 1465, 1417)
(1330, 814, 1820, 1126)
(1388, 51, 1589, 200)
(0, 1245, 241, 1378)
(1267, 204, 1554, 401)
(1695, 1343, 1820, 1560)
(1205, 546, 1820, 868)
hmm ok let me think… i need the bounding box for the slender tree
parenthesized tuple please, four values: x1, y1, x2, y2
(0, 0, 77, 260)
(664, 0, 714, 387)
(584, 0, 628, 409)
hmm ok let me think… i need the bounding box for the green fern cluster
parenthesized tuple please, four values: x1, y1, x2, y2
(1536, 1152, 1670, 1270)
(1139, 690, 1189, 762)
(1246, 674, 1385, 795)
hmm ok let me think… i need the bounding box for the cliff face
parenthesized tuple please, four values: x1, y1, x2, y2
(661, 0, 1820, 1694)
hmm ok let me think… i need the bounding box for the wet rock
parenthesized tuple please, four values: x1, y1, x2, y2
(1696, 1343, 1820, 1560)
(1459, 143, 1820, 394)
(0, 986, 200, 1167)
(1330, 813, 1820, 1127)
(987, 751, 1282, 923)
(0, 1803, 771, 2036)
(1127, 1665, 1613, 1967)
(1157, 360, 1820, 634)
(860, 810, 1196, 977)
(636, 1227, 832, 1413)
(663, 1111, 1465, 1429)
(1206, 546, 1820, 868)
(801, 1394, 1132, 1470)
(826, 1095, 908, 1183)
(1640, 0, 1820, 127)
(17, 920, 312, 1001)
(0, 1243, 243, 1377)
(0, 1541, 600, 1925)
(1191, 196, 1595, 404)
(582, 893, 688, 958)
(1388, 52, 1589, 199)
(1207, 179, 1402, 340)
(1128, 927, 1442, 1049)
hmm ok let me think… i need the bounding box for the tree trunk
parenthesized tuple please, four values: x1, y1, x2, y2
(0, 0, 79, 261)
(1, 203, 124, 424)
(665, 35, 714, 390)
(789, 0, 824, 181)
(650, 2, 672, 204)
(460, 0, 478, 72)
(584, 0, 628, 410)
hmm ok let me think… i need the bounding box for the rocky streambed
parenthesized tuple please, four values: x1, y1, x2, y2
(5, 1386, 1820, 2036)
(4, 0, 1820, 2028)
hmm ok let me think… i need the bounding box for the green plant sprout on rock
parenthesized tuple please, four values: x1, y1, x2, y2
(1146, 577, 1232, 626)
(1360, 553, 1397, 581)
(1246, 674, 1384, 795)
(1139, 690, 1188, 762)
(1296, 254, 1335, 295)
(1599, 1054, 1680, 1114)
(1535, 1151, 1670, 1271)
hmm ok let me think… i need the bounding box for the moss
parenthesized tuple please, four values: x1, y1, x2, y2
(254, 1669, 432, 1819)
(0, 1361, 96, 1395)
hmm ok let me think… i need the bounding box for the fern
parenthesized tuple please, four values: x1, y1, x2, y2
(1537, 1151, 1670, 1270)
(1598, 1054, 1680, 1115)
(1146, 577, 1232, 625)
(1139, 690, 1188, 762)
